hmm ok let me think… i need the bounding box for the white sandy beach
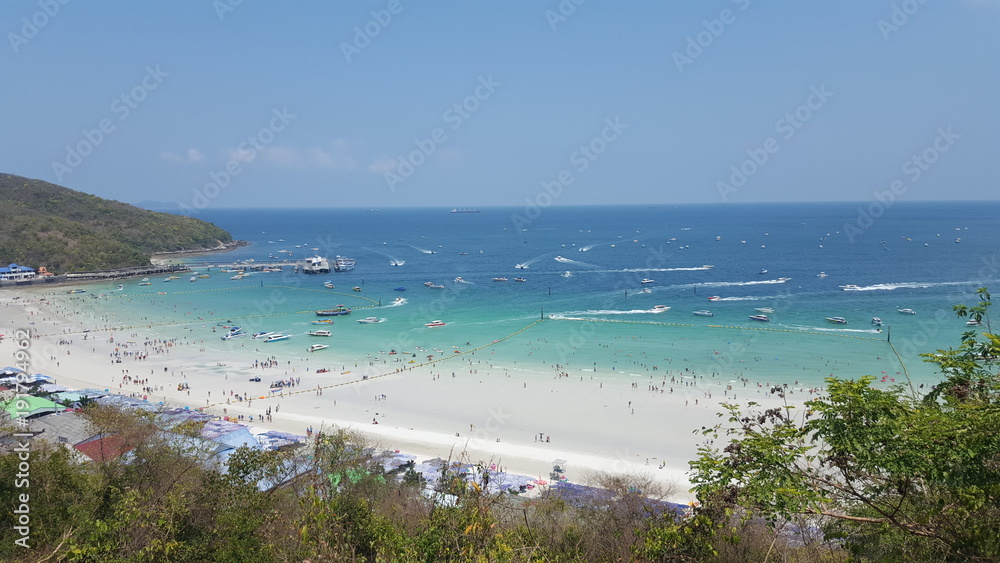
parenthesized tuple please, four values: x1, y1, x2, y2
(1, 288, 812, 502)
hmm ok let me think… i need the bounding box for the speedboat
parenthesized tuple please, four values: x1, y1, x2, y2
(263, 334, 290, 342)
(492, 277, 508, 282)
(454, 277, 465, 283)
(424, 281, 434, 287)
(138, 278, 151, 286)
(748, 314, 770, 322)
(652, 305, 670, 312)
(693, 310, 714, 317)
(826, 317, 848, 324)
(308, 330, 333, 336)
(707, 296, 721, 301)
(514, 277, 526, 282)
(324, 281, 334, 288)
(641, 278, 654, 284)
(638, 288, 651, 294)
(966, 319, 982, 326)
(425, 320, 446, 327)
(562, 271, 573, 278)
(356, 317, 384, 324)
(353, 286, 362, 292)
(311, 319, 335, 325)
(189, 276, 197, 282)
(222, 330, 246, 341)
(392, 297, 405, 305)
(839, 285, 862, 291)
(758, 269, 768, 274)
(515, 263, 528, 269)
(117, 284, 124, 290)
(427, 284, 445, 289)
(252, 331, 276, 340)
(390, 260, 405, 266)
(555, 256, 571, 263)
(817, 272, 828, 277)
(755, 307, 775, 313)
(872, 317, 883, 326)
(307, 344, 329, 352)
(898, 309, 917, 315)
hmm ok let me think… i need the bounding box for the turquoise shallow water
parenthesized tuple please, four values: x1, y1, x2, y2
(62, 202, 999, 390)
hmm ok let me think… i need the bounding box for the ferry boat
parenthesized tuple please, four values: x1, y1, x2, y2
(333, 256, 356, 272)
(898, 309, 917, 315)
(311, 319, 335, 325)
(356, 317, 384, 324)
(872, 317, 883, 326)
(693, 310, 714, 317)
(263, 334, 290, 342)
(826, 317, 848, 324)
(425, 320, 446, 327)
(316, 305, 351, 316)
(307, 344, 329, 352)
(749, 314, 770, 322)
(303, 256, 331, 274)
(308, 330, 332, 336)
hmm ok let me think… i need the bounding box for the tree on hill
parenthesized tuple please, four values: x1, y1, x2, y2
(0, 173, 234, 272)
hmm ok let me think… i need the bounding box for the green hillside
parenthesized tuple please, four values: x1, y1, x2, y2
(0, 173, 235, 273)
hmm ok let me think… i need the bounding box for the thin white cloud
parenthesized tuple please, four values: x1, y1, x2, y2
(159, 148, 204, 163)
(369, 157, 397, 173)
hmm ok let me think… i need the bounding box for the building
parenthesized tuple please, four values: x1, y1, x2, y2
(0, 263, 36, 281)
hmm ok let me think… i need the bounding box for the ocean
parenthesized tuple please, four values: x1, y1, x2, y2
(69, 202, 999, 391)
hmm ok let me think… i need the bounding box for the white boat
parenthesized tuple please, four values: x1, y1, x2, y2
(308, 330, 333, 336)
(514, 277, 526, 282)
(356, 317, 384, 324)
(966, 319, 982, 326)
(515, 263, 528, 269)
(840, 285, 862, 291)
(758, 269, 768, 274)
(252, 331, 276, 340)
(428, 283, 445, 289)
(898, 309, 917, 315)
(492, 277, 508, 282)
(562, 271, 573, 278)
(817, 272, 828, 277)
(392, 297, 405, 305)
(117, 284, 124, 290)
(641, 278, 654, 284)
(652, 305, 670, 312)
(755, 307, 775, 313)
(263, 334, 290, 342)
(454, 277, 465, 283)
(222, 330, 246, 341)
(390, 260, 405, 266)
(826, 317, 848, 324)
(189, 276, 197, 282)
(555, 256, 571, 263)
(707, 296, 721, 301)
(872, 317, 883, 326)
(303, 256, 331, 274)
(333, 255, 356, 272)
(693, 310, 714, 317)
(425, 320, 446, 327)
(323, 281, 334, 288)
(307, 344, 329, 352)
(748, 314, 770, 322)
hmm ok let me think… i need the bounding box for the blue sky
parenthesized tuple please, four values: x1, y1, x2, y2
(2, 1, 997, 209)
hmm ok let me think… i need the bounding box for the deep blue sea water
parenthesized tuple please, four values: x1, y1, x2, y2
(81, 202, 999, 390)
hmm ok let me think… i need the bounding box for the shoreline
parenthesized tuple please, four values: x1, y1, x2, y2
(2, 287, 819, 503)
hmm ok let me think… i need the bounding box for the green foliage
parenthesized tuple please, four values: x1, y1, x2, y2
(691, 287, 1000, 561)
(0, 173, 234, 272)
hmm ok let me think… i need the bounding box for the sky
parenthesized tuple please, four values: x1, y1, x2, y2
(2, 1, 998, 209)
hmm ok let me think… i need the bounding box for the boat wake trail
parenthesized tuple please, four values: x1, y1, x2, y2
(709, 295, 786, 302)
(554, 256, 599, 268)
(552, 308, 669, 317)
(685, 278, 791, 288)
(843, 281, 975, 292)
(406, 244, 435, 254)
(386, 298, 408, 307)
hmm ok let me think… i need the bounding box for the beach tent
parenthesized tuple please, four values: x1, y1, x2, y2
(3, 396, 67, 419)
